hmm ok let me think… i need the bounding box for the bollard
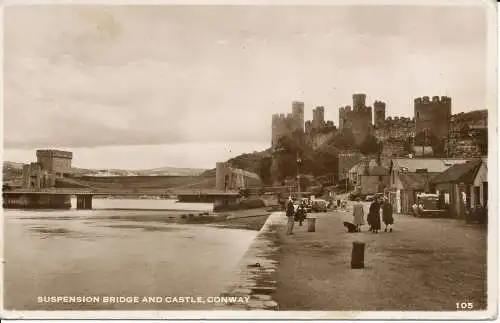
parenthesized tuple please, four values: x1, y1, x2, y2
(351, 241, 365, 269)
(307, 217, 317, 232)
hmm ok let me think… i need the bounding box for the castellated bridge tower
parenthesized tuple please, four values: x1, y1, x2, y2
(374, 101, 386, 128)
(414, 96, 451, 141)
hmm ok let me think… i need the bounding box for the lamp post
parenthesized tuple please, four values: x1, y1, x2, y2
(297, 151, 302, 199)
(345, 170, 348, 193)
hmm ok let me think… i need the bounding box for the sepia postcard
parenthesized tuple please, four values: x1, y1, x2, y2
(0, 0, 497, 320)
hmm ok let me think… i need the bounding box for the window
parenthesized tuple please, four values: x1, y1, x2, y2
(474, 186, 481, 207)
(466, 186, 471, 209)
(417, 112, 420, 119)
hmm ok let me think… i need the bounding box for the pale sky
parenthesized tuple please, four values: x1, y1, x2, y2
(3, 5, 489, 169)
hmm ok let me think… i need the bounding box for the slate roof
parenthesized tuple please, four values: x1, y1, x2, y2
(398, 172, 440, 190)
(391, 158, 468, 173)
(430, 159, 484, 185)
(349, 159, 389, 176)
(368, 165, 389, 176)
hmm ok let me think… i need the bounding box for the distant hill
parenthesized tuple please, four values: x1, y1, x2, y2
(2, 161, 206, 183)
(3, 161, 24, 183)
(451, 109, 488, 129)
(70, 166, 205, 177)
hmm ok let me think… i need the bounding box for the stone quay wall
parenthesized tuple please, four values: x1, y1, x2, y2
(219, 212, 286, 311)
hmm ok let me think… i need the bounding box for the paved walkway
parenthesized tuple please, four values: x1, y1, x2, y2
(273, 207, 487, 311)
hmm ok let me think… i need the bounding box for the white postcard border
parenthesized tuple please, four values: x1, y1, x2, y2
(0, 0, 497, 320)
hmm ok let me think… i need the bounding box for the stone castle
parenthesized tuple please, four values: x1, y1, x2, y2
(270, 93, 485, 162)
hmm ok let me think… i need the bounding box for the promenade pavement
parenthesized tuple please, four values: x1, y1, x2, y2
(273, 203, 487, 311)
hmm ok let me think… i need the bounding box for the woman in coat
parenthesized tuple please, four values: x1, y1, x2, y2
(285, 199, 295, 235)
(352, 197, 365, 231)
(382, 198, 394, 232)
(295, 203, 307, 226)
(368, 199, 382, 233)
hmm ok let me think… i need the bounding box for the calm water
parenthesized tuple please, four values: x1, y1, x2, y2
(3, 199, 258, 310)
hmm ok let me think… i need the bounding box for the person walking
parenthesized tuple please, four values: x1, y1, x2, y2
(368, 198, 382, 233)
(285, 198, 295, 235)
(382, 197, 394, 232)
(352, 197, 365, 232)
(295, 202, 307, 226)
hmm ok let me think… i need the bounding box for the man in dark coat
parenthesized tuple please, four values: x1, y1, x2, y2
(382, 198, 394, 232)
(368, 198, 382, 233)
(295, 203, 307, 226)
(285, 199, 295, 235)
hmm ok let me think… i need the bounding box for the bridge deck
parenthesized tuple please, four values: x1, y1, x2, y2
(3, 188, 240, 196)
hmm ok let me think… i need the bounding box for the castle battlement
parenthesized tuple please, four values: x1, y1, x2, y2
(383, 116, 414, 126)
(36, 149, 73, 159)
(339, 105, 352, 114)
(374, 101, 386, 108)
(352, 105, 372, 113)
(414, 96, 451, 105)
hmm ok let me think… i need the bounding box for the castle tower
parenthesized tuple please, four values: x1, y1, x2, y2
(339, 105, 352, 130)
(271, 113, 290, 147)
(339, 107, 345, 130)
(414, 95, 451, 142)
(312, 106, 325, 129)
(374, 101, 386, 128)
(352, 93, 367, 110)
(291, 101, 305, 133)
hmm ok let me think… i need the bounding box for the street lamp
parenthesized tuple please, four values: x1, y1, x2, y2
(297, 151, 302, 199)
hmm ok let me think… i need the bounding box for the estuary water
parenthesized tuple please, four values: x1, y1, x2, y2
(3, 198, 258, 310)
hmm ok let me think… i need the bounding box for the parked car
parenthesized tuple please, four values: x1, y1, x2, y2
(311, 199, 328, 212)
(412, 193, 446, 217)
(365, 195, 376, 202)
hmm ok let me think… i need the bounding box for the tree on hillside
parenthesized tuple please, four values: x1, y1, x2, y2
(358, 135, 382, 155)
(259, 157, 273, 185)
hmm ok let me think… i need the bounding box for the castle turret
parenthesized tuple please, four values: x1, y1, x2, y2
(352, 93, 367, 110)
(374, 101, 386, 128)
(291, 101, 305, 133)
(312, 106, 325, 129)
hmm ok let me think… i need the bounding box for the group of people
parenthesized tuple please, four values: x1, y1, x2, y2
(285, 198, 307, 235)
(352, 196, 394, 233)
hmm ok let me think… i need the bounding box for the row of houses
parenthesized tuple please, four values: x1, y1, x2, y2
(348, 156, 488, 217)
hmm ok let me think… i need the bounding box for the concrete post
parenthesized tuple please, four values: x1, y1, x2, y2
(351, 241, 365, 269)
(307, 217, 316, 232)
